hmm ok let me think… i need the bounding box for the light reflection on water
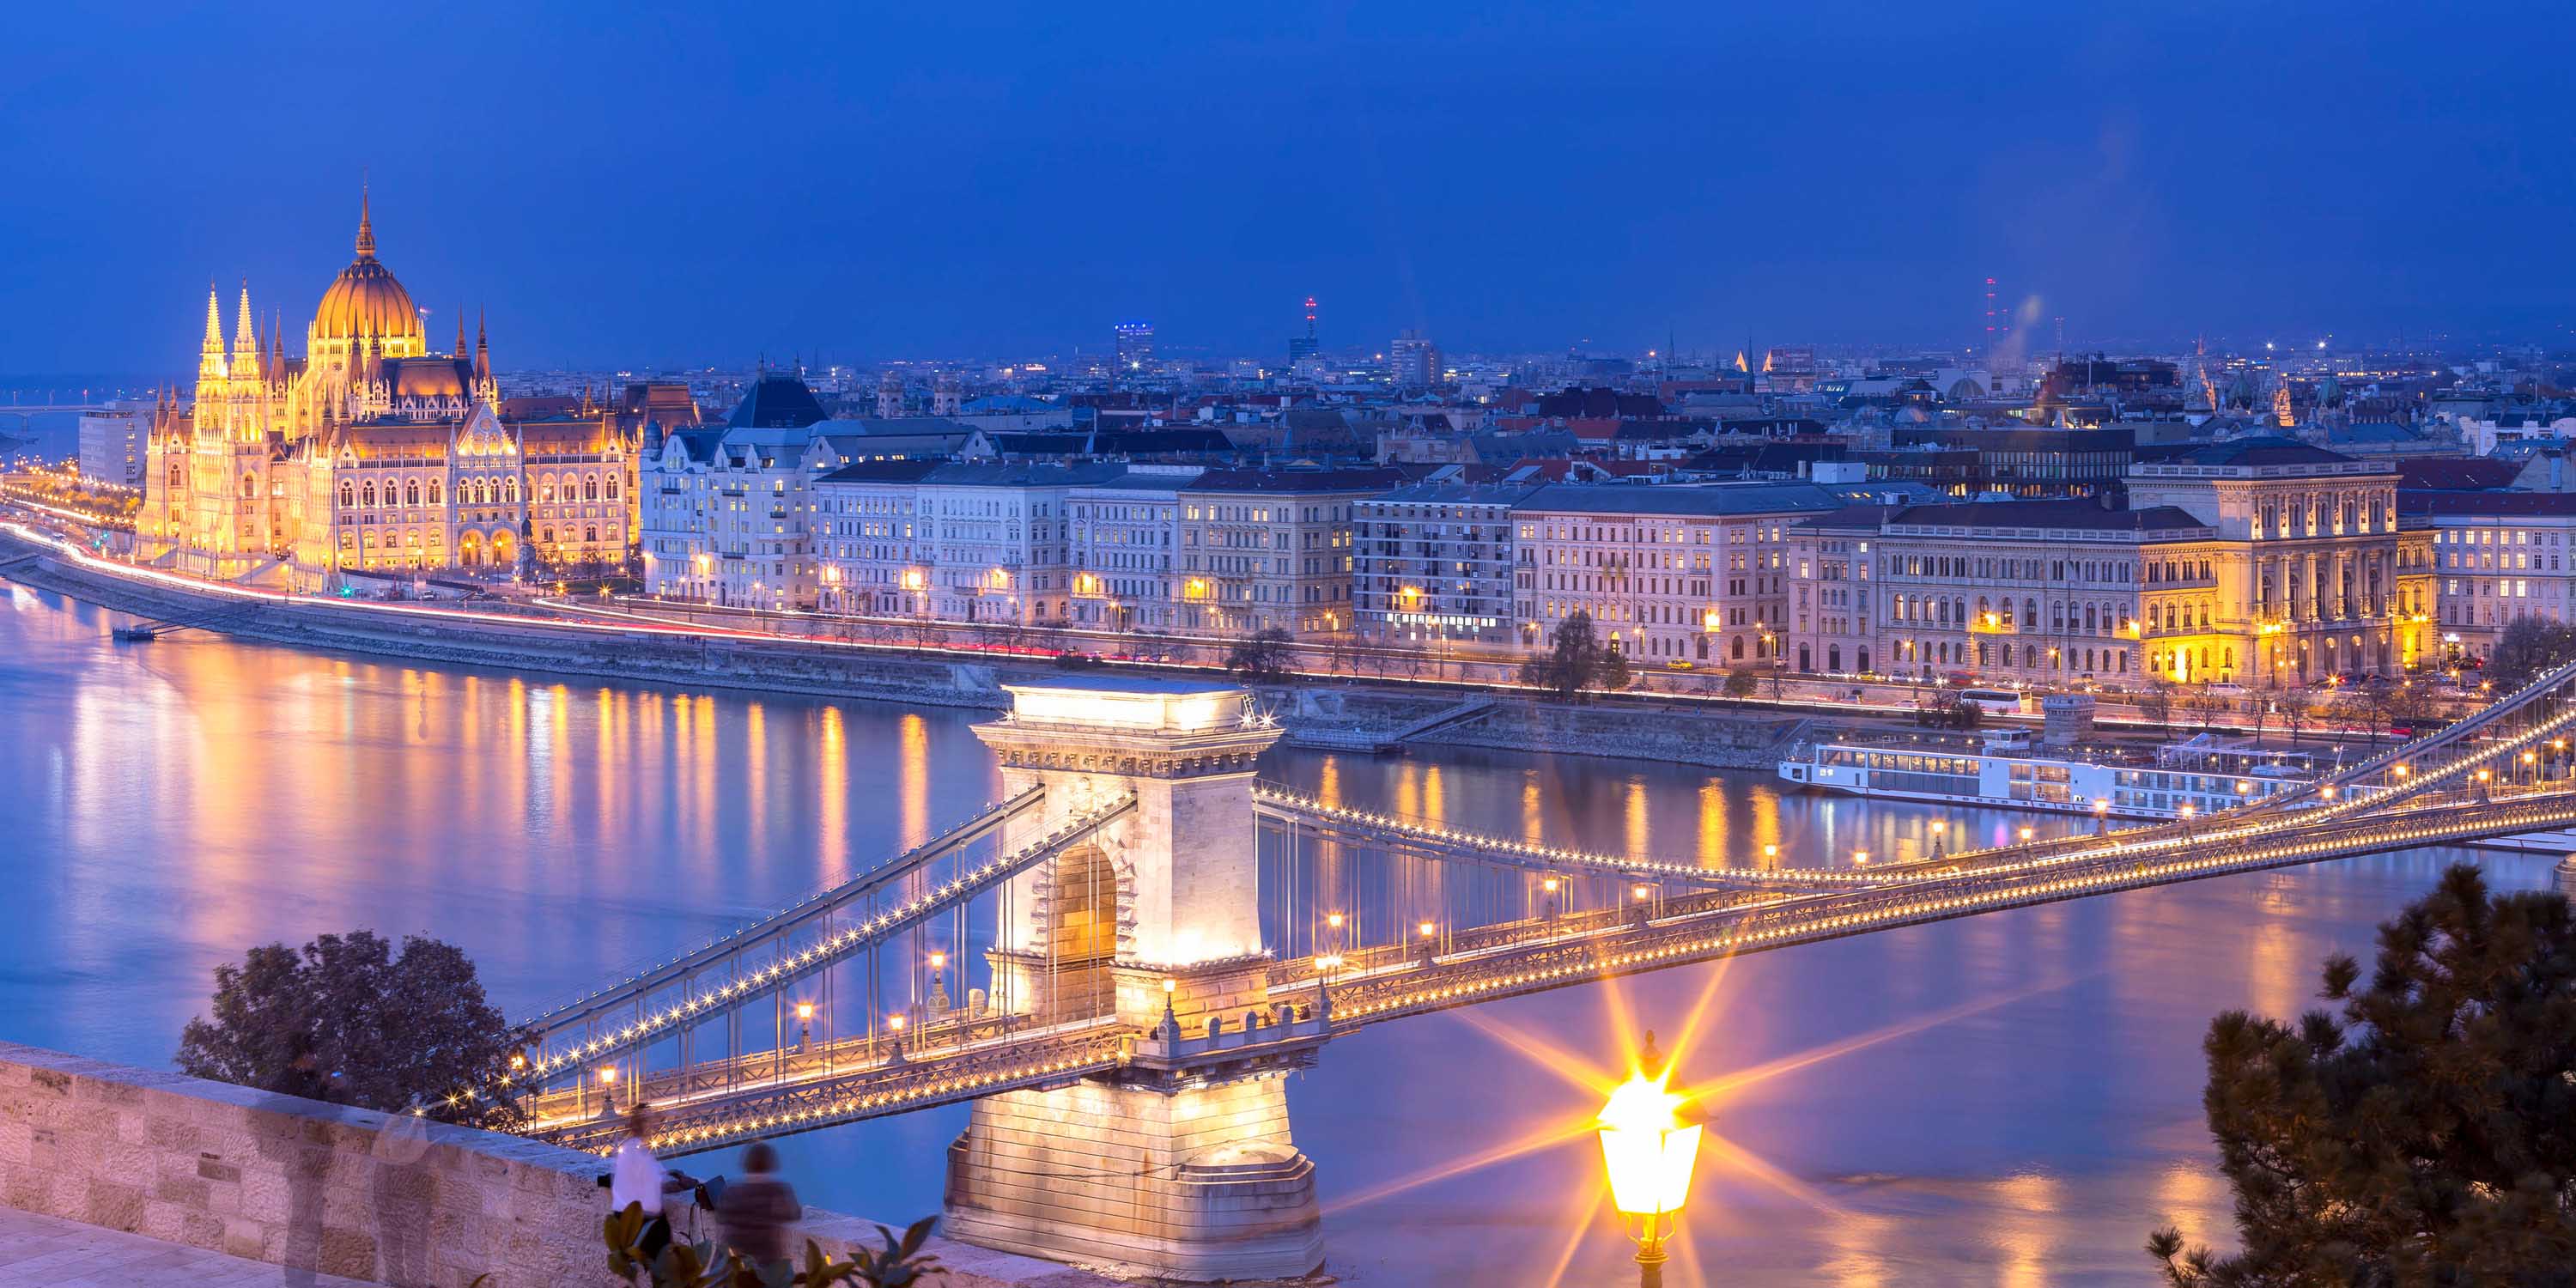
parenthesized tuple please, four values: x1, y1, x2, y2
(0, 580, 2551, 1285)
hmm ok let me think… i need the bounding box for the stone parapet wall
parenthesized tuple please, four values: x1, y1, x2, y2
(1419, 697, 1800, 769)
(0, 1042, 1105, 1288)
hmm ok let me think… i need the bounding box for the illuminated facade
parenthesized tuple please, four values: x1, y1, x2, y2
(1784, 439, 2433, 687)
(138, 194, 631, 586)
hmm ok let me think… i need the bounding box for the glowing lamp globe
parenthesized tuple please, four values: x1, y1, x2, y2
(1596, 1072, 1702, 1219)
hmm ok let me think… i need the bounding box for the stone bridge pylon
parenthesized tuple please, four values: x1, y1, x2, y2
(944, 677, 1325, 1281)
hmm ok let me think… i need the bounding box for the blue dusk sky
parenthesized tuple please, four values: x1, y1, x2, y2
(3, 1, 2570, 376)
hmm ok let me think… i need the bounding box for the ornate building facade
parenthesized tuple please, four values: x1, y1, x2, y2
(139, 195, 633, 587)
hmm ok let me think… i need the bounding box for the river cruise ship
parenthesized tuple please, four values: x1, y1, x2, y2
(1777, 728, 2315, 820)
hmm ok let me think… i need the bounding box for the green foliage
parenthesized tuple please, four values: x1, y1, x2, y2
(1224, 626, 1295, 679)
(1914, 695, 1983, 730)
(1597, 645, 1631, 693)
(175, 930, 526, 1127)
(606, 1204, 945, 1287)
(1722, 666, 1759, 699)
(1518, 611, 1606, 698)
(2148, 865, 2576, 1285)
(2485, 616, 2576, 690)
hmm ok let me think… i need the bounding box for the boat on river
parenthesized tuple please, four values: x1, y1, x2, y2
(1779, 726, 2576, 854)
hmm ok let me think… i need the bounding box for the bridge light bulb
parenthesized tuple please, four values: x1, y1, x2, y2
(887, 1015, 906, 1032)
(1418, 920, 1437, 939)
(2018, 827, 2033, 841)
(1763, 842, 1779, 858)
(597, 1066, 616, 1085)
(1632, 884, 1652, 900)
(928, 951, 946, 969)
(1541, 877, 1560, 893)
(795, 1002, 814, 1021)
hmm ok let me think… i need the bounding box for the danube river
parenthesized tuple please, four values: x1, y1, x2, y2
(0, 577, 2539, 1285)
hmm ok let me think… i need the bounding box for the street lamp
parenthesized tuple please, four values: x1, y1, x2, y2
(794, 1000, 814, 1052)
(1598, 1038, 1702, 1288)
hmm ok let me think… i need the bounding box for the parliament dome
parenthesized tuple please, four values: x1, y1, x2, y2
(312, 193, 423, 345)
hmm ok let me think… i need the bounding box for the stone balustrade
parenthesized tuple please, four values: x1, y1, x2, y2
(0, 1042, 1108, 1288)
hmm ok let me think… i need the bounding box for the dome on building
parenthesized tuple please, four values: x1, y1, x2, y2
(311, 192, 423, 345)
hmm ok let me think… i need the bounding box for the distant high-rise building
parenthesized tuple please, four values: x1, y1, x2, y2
(1115, 322, 1155, 378)
(1286, 296, 1319, 366)
(1389, 329, 1441, 389)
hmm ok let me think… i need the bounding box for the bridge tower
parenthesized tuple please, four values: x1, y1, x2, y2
(944, 677, 1324, 1282)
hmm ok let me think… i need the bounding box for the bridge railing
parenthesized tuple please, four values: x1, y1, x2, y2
(522, 786, 1047, 1037)
(1253, 784, 1871, 888)
(526, 793, 1135, 1084)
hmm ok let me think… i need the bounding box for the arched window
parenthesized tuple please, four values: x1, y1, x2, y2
(542, 526, 555, 544)
(338, 481, 354, 508)
(240, 473, 256, 499)
(505, 477, 520, 503)
(607, 475, 621, 501)
(404, 479, 421, 507)
(584, 526, 597, 544)
(428, 480, 442, 506)
(542, 477, 556, 502)
(584, 475, 599, 501)
(362, 482, 377, 507)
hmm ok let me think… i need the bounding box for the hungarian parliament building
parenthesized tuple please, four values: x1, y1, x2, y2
(137, 196, 635, 587)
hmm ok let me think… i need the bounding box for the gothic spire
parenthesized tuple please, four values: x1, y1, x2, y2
(355, 182, 376, 258)
(199, 283, 226, 379)
(232, 282, 259, 377)
(474, 307, 490, 382)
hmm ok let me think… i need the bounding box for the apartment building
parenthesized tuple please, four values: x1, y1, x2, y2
(916, 462, 1127, 626)
(810, 459, 941, 615)
(1790, 499, 2202, 682)
(1513, 482, 1923, 666)
(2413, 491, 2576, 658)
(1170, 469, 1401, 636)
(1354, 481, 1546, 652)
(1066, 466, 1203, 632)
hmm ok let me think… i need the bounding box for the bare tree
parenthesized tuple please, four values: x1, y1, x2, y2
(2278, 683, 2318, 745)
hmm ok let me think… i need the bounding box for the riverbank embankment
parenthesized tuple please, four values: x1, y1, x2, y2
(0, 528, 1820, 772)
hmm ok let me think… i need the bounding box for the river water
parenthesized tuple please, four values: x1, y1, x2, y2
(0, 576, 2542, 1285)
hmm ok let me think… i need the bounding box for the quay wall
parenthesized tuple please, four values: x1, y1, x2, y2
(0, 1041, 1110, 1288)
(0, 530, 1815, 773)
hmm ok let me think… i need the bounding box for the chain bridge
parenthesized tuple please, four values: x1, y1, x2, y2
(494, 660, 2576, 1282)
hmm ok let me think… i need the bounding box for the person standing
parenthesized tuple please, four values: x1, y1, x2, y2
(714, 1140, 804, 1268)
(609, 1103, 696, 1264)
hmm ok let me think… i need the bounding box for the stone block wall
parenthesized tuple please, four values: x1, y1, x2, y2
(0, 1042, 1107, 1288)
(945, 1074, 1321, 1281)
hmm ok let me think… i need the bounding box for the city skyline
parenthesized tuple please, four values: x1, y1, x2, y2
(7, 2, 2574, 378)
